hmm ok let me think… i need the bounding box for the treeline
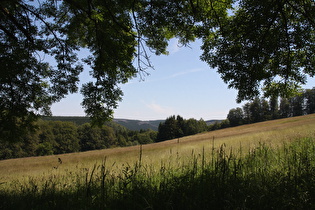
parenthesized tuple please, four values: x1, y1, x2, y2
(0, 115, 210, 159)
(157, 115, 208, 141)
(227, 88, 315, 127)
(0, 121, 157, 160)
(157, 87, 315, 141)
(1, 88, 314, 159)
(155, 115, 230, 141)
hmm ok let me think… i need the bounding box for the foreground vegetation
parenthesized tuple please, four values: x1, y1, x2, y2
(0, 115, 315, 209)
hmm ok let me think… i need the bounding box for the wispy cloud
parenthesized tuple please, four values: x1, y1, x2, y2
(168, 44, 180, 54)
(169, 68, 206, 78)
(146, 101, 174, 116)
(167, 39, 181, 54)
(128, 68, 207, 85)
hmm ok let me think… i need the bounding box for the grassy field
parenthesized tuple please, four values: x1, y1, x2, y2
(1, 114, 315, 209)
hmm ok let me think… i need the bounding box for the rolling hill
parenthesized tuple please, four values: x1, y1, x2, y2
(42, 116, 223, 131)
(2, 114, 315, 210)
(3, 114, 315, 182)
(113, 119, 164, 131)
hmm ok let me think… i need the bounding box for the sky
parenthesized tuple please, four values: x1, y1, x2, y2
(50, 39, 315, 121)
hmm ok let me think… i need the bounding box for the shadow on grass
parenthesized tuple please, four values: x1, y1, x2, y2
(1, 138, 315, 209)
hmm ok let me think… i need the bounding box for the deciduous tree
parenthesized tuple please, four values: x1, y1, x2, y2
(227, 107, 244, 126)
(201, 0, 315, 102)
(1, 0, 315, 141)
(304, 88, 315, 114)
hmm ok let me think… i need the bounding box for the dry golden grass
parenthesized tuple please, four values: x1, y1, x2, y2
(1, 114, 315, 186)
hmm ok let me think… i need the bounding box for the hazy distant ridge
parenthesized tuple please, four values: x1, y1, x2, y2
(43, 116, 223, 131)
(113, 119, 164, 131)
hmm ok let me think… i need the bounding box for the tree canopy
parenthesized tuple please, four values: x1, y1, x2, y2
(201, 0, 315, 102)
(1, 0, 315, 141)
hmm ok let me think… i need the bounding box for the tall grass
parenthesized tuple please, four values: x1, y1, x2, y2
(1, 137, 315, 209)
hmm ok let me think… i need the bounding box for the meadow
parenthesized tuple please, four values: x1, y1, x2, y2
(1, 114, 315, 209)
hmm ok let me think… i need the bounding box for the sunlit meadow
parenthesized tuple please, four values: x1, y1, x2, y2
(1, 114, 315, 209)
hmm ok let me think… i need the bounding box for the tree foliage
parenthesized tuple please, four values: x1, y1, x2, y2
(0, 119, 157, 160)
(227, 87, 315, 127)
(227, 108, 244, 126)
(201, 0, 315, 102)
(157, 115, 208, 141)
(1, 0, 315, 140)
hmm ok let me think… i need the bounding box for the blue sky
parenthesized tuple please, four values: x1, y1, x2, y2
(51, 39, 315, 120)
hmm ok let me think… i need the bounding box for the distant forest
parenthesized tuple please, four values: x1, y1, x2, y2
(1, 87, 314, 160)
